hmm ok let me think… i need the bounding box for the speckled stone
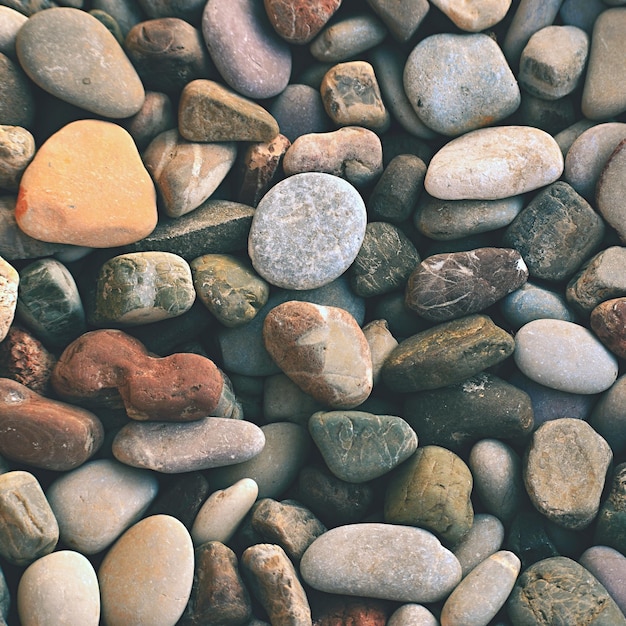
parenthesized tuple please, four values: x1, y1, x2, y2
(452, 514, 506, 578)
(524, 418, 612, 530)
(282, 126, 384, 187)
(249, 173, 366, 290)
(16, 8, 144, 117)
(594, 462, 626, 554)
(507, 556, 626, 625)
(597, 138, 626, 242)
(269, 85, 330, 143)
(264, 0, 342, 44)
(404, 33, 520, 136)
(46, 458, 159, 554)
(113, 416, 266, 473)
(580, 546, 626, 616)
(0, 53, 35, 128)
(202, 0, 291, 99)
(179, 79, 280, 143)
(385, 445, 474, 545)
(99, 515, 194, 626)
(143, 129, 236, 218)
(514, 319, 618, 394)
(17, 551, 100, 626)
(366, 0, 430, 42)
(382, 314, 515, 393)
(0, 124, 35, 191)
(405, 247, 528, 322)
(263, 301, 372, 409)
(425, 126, 564, 200)
(301, 523, 462, 603)
(0, 471, 58, 566)
(581, 8, 626, 120)
(309, 411, 417, 483)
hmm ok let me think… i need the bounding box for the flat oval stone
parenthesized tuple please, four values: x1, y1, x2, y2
(0, 124, 35, 191)
(428, 0, 511, 31)
(385, 445, 474, 545)
(202, 0, 291, 99)
(507, 556, 626, 625)
(90, 252, 195, 326)
(264, 0, 341, 44)
(263, 301, 372, 409)
(16, 119, 157, 248)
(300, 523, 462, 603)
(404, 33, 520, 136)
(0, 471, 58, 566)
(382, 314, 515, 393)
(503, 181, 605, 281)
(524, 418, 612, 530)
(0, 378, 104, 471)
(113, 416, 265, 473)
(99, 515, 194, 626)
(580, 546, 626, 615)
(581, 8, 626, 120)
(452, 514, 505, 577)
(594, 462, 626, 554)
(425, 126, 564, 200)
(143, 129, 236, 218)
(405, 247, 528, 322)
(16, 7, 144, 117)
(17, 551, 100, 626)
(46, 458, 159, 554)
(441, 551, 521, 626)
(597, 138, 626, 241)
(249, 173, 366, 290)
(514, 319, 619, 394)
(308, 411, 417, 483)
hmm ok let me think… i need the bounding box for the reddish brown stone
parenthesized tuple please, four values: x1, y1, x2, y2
(591, 297, 626, 358)
(0, 326, 56, 394)
(264, 0, 342, 44)
(311, 595, 391, 626)
(51, 329, 233, 422)
(0, 378, 104, 471)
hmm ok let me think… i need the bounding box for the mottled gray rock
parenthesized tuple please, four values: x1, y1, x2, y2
(559, 0, 605, 34)
(0, 53, 35, 128)
(594, 462, 626, 554)
(404, 33, 520, 136)
(249, 173, 366, 290)
(0, 7, 27, 59)
(263, 373, 325, 427)
(0, 124, 35, 192)
(366, 0, 429, 42)
(590, 374, 626, 456)
(452, 514, 505, 578)
(580, 546, 626, 616)
(597, 138, 626, 242)
(301, 523, 462, 603)
(429, 0, 511, 31)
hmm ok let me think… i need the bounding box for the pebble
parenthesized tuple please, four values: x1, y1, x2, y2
(429, 0, 511, 32)
(263, 373, 325, 427)
(404, 33, 520, 136)
(46, 458, 159, 554)
(242, 543, 312, 625)
(0, 124, 35, 192)
(92, 0, 142, 36)
(147, 472, 209, 530)
(0, 7, 27, 59)
(112, 416, 265, 473)
(387, 604, 438, 626)
(507, 556, 626, 625)
(0, 53, 35, 130)
(589, 374, 626, 456)
(300, 523, 462, 603)
(441, 551, 521, 626)
(202, 0, 291, 99)
(0, 256, 17, 343)
(517, 91, 576, 135)
(362, 319, 398, 384)
(264, 0, 342, 45)
(99, 514, 194, 626)
(17, 551, 100, 626)
(514, 319, 619, 394)
(249, 172, 366, 290)
(0, 378, 104, 471)
(282, 126, 384, 186)
(559, 0, 606, 33)
(308, 410, 417, 483)
(143, 129, 236, 218)
(16, 119, 157, 248)
(366, 0, 429, 42)
(122, 90, 176, 152)
(191, 477, 258, 546)
(382, 314, 515, 393)
(524, 418, 612, 530)
(503, 181, 605, 281)
(178, 79, 280, 143)
(0, 471, 58, 566)
(581, 8, 626, 120)
(405, 247, 528, 322)
(452, 514, 506, 578)
(597, 138, 626, 241)
(263, 301, 373, 408)
(579, 546, 626, 615)
(518, 25, 588, 100)
(591, 297, 626, 358)
(425, 126, 564, 200)
(16, 7, 144, 118)
(594, 462, 626, 554)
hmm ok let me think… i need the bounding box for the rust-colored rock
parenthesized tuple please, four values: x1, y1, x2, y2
(51, 329, 236, 422)
(311, 595, 391, 626)
(15, 119, 157, 247)
(0, 378, 104, 471)
(591, 297, 626, 358)
(264, 0, 342, 44)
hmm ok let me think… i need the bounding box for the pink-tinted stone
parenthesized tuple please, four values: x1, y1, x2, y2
(264, 0, 342, 44)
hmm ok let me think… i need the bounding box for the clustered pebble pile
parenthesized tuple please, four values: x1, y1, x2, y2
(0, 0, 625, 624)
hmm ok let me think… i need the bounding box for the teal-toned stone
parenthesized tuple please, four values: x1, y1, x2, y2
(308, 410, 417, 483)
(90, 251, 195, 327)
(190, 254, 269, 328)
(16, 258, 85, 348)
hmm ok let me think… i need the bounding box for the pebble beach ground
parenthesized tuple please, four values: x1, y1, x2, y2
(0, 0, 626, 624)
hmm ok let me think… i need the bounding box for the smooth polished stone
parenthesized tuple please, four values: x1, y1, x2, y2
(452, 514, 506, 578)
(264, 0, 342, 44)
(580, 546, 626, 615)
(429, 0, 511, 31)
(597, 138, 626, 242)
(0, 7, 27, 59)
(0, 256, 17, 343)
(366, 0, 429, 42)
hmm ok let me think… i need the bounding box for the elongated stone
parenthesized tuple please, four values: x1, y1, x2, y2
(597, 138, 626, 243)
(362, 319, 398, 384)
(452, 514, 505, 577)
(367, 0, 429, 42)
(579, 546, 626, 616)
(300, 523, 462, 603)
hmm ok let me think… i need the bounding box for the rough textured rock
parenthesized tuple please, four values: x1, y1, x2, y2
(264, 0, 342, 44)
(16, 7, 144, 117)
(0, 53, 35, 129)
(597, 138, 626, 242)
(300, 523, 462, 603)
(384, 445, 474, 545)
(0, 255, 17, 343)
(0, 124, 34, 191)
(594, 462, 626, 554)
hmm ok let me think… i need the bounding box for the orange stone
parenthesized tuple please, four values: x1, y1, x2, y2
(15, 119, 157, 247)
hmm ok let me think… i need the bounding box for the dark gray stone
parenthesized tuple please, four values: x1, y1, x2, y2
(590, 374, 626, 457)
(0, 53, 35, 128)
(594, 462, 626, 555)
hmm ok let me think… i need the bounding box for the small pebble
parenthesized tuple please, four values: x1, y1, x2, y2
(0, 256, 17, 343)
(362, 319, 398, 385)
(597, 138, 626, 242)
(0, 53, 35, 129)
(366, 0, 429, 42)
(589, 374, 626, 456)
(268, 85, 330, 143)
(264, 0, 342, 45)
(452, 514, 506, 578)
(387, 604, 438, 626)
(0, 124, 35, 191)
(122, 90, 176, 152)
(591, 297, 626, 358)
(431, 0, 511, 31)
